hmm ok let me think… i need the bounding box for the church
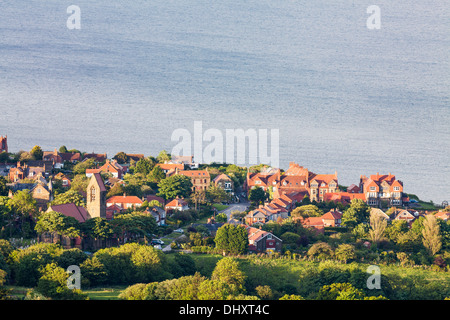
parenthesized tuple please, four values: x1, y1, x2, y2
(42, 173, 109, 249)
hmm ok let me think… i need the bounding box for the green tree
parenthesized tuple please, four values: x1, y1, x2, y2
(214, 224, 248, 255)
(197, 279, 231, 300)
(72, 158, 96, 175)
(35, 211, 81, 240)
(80, 256, 108, 288)
(36, 262, 87, 300)
(131, 245, 168, 283)
(135, 158, 155, 176)
(157, 175, 193, 200)
(206, 185, 231, 204)
(248, 187, 267, 205)
(113, 152, 129, 164)
(317, 282, 366, 300)
(30, 145, 43, 161)
(0, 176, 8, 197)
(156, 150, 171, 163)
(334, 244, 356, 263)
(190, 190, 206, 211)
(422, 214, 442, 256)
(58, 146, 68, 153)
(147, 165, 166, 184)
(9, 189, 37, 237)
(368, 213, 387, 245)
(81, 217, 113, 241)
(69, 174, 89, 193)
(50, 189, 85, 207)
(307, 242, 334, 260)
(291, 205, 324, 218)
(342, 199, 370, 228)
(211, 257, 246, 296)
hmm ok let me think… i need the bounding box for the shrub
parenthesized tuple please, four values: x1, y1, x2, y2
(307, 242, 334, 260)
(36, 263, 87, 300)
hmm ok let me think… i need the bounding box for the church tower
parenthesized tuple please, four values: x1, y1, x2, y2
(0, 135, 7, 153)
(86, 173, 106, 219)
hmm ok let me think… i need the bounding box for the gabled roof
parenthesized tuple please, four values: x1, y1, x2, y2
(435, 211, 450, 220)
(246, 226, 281, 242)
(302, 217, 324, 227)
(165, 198, 188, 207)
(48, 203, 90, 223)
(92, 173, 106, 192)
(370, 208, 390, 220)
(213, 173, 232, 183)
(322, 209, 343, 220)
(107, 195, 143, 204)
(156, 163, 184, 171)
(179, 170, 210, 177)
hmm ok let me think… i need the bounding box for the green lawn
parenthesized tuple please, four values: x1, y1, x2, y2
(212, 204, 229, 211)
(84, 286, 126, 300)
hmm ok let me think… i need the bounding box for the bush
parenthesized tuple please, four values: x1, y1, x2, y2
(307, 242, 334, 260)
(9, 243, 63, 287)
(36, 263, 87, 300)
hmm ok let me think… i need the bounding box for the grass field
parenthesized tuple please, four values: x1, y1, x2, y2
(84, 286, 126, 300)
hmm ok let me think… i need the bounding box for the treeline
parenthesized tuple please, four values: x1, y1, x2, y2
(0, 241, 197, 300)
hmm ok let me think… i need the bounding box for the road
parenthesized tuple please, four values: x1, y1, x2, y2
(219, 201, 251, 222)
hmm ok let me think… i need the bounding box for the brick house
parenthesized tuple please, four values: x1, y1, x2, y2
(246, 226, 282, 253)
(106, 194, 143, 210)
(360, 173, 404, 206)
(165, 197, 189, 212)
(245, 162, 338, 203)
(213, 173, 234, 194)
(170, 169, 211, 192)
(321, 209, 343, 227)
(86, 159, 124, 179)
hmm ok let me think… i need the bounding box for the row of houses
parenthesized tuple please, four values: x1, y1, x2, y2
(245, 162, 407, 208)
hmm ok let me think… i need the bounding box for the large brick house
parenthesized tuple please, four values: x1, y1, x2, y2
(245, 162, 338, 203)
(169, 168, 211, 192)
(360, 173, 404, 206)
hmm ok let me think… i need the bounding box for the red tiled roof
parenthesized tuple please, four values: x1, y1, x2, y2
(165, 198, 188, 207)
(106, 195, 143, 204)
(322, 210, 343, 220)
(49, 203, 90, 223)
(179, 170, 210, 177)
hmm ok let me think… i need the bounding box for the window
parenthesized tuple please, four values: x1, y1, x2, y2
(393, 186, 400, 191)
(90, 186, 96, 201)
(370, 186, 376, 191)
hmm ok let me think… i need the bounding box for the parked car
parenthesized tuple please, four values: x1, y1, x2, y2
(174, 228, 184, 233)
(151, 239, 164, 245)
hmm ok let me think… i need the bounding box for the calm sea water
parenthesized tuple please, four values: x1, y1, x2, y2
(0, 0, 449, 202)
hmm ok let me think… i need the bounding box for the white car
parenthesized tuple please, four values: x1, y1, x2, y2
(174, 228, 184, 233)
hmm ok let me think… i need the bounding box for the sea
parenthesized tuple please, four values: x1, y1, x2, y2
(0, 0, 449, 203)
